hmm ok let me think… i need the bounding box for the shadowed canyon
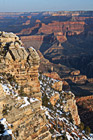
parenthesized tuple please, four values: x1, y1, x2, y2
(0, 11, 93, 139)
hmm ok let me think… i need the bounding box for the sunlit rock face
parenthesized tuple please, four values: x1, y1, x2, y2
(0, 31, 40, 97)
(0, 32, 52, 140)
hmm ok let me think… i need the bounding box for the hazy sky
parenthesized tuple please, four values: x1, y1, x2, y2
(0, 0, 93, 12)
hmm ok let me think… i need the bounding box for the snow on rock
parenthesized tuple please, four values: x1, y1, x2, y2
(30, 98, 39, 103)
(45, 111, 54, 120)
(2, 84, 10, 95)
(0, 118, 6, 124)
(29, 46, 35, 50)
(20, 97, 39, 108)
(0, 118, 12, 136)
(66, 132, 74, 140)
(20, 97, 30, 108)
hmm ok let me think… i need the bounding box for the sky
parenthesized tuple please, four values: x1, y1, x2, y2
(0, 0, 93, 12)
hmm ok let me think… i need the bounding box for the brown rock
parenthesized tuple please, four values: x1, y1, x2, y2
(63, 92, 80, 125)
(43, 72, 62, 80)
(72, 75, 87, 84)
(88, 78, 93, 83)
(71, 70, 80, 76)
(0, 32, 52, 140)
(52, 81, 63, 91)
(50, 93, 60, 106)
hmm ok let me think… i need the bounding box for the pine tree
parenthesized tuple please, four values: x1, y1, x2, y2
(85, 126, 91, 135)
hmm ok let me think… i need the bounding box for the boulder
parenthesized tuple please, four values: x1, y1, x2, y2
(50, 93, 60, 106)
(71, 70, 80, 76)
(63, 92, 80, 125)
(52, 81, 63, 91)
(43, 72, 62, 80)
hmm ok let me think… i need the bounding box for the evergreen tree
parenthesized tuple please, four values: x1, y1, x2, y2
(85, 126, 91, 135)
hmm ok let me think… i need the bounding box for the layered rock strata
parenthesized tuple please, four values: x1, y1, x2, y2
(0, 32, 52, 140)
(0, 31, 40, 97)
(63, 92, 80, 125)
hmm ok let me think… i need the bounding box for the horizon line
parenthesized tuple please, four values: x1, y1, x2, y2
(0, 10, 93, 13)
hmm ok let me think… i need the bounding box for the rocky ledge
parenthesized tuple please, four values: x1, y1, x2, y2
(0, 31, 52, 140)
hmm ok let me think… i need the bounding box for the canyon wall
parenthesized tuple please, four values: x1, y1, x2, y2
(19, 21, 85, 44)
(0, 32, 52, 140)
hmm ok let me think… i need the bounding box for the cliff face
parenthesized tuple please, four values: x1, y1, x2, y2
(19, 21, 85, 44)
(63, 92, 80, 125)
(38, 21, 85, 36)
(0, 31, 40, 97)
(76, 95, 93, 132)
(0, 32, 52, 140)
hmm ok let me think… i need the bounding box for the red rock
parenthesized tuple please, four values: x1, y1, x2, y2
(71, 70, 80, 76)
(36, 19, 41, 23)
(52, 81, 63, 91)
(88, 78, 93, 83)
(22, 20, 30, 25)
(21, 35, 44, 41)
(43, 72, 62, 80)
(72, 75, 87, 84)
(50, 93, 60, 106)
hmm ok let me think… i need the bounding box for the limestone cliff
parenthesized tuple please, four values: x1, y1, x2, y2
(0, 31, 52, 140)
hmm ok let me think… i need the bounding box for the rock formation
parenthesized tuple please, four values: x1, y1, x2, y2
(71, 70, 80, 76)
(0, 32, 52, 140)
(52, 81, 63, 92)
(43, 72, 62, 81)
(76, 95, 93, 131)
(0, 31, 40, 97)
(63, 92, 80, 125)
(50, 93, 60, 106)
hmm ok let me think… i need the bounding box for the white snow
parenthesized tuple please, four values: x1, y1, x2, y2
(20, 97, 30, 108)
(30, 98, 39, 103)
(0, 118, 6, 125)
(66, 132, 74, 140)
(45, 110, 54, 120)
(2, 84, 10, 95)
(16, 96, 21, 100)
(0, 118, 12, 136)
(3, 130, 12, 136)
(30, 46, 35, 50)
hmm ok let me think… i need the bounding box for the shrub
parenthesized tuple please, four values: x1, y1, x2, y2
(85, 126, 91, 135)
(18, 86, 27, 97)
(68, 112, 73, 123)
(49, 128, 54, 134)
(79, 122, 84, 131)
(2, 104, 12, 116)
(2, 107, 8, 116)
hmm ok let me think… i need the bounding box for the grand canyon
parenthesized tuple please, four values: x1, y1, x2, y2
(0, 11, 93, 140)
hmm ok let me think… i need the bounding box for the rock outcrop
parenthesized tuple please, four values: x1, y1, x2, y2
(40, 73, 81, 131)
(0, 31, 40, 97)
(38, 21, 85, 37)
(76, 95, 93, 131)
(0, 32, 52, 140)
(52, 81, 63, 92)
(71, 70, 80, 76)
(43, 72, 62, 81)
(50, 93, 60, 106)
(63, 91, 80, 125)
